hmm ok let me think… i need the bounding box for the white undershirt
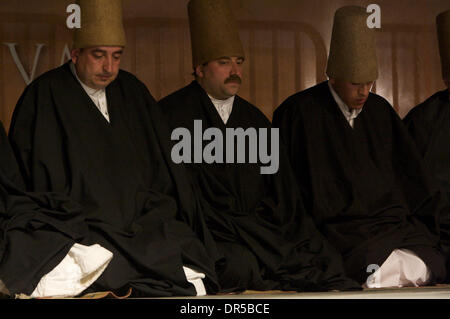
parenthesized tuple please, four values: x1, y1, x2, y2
(70, 62, 110, 122)
(208, 94, 234, 124)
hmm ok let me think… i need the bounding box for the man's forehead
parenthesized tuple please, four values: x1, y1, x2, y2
(85, 46, 124, 53)
(215, 56, 244, 61)
(337, 79, 373, 86)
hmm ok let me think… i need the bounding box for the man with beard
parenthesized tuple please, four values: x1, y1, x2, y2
(7, 0, 219, 297)
(273, 6, 447, 287)
(159, 0, 360, 293)
(404, 9, 450, 281)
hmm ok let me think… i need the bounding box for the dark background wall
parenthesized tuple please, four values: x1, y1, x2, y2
(0, 0, 448, 130)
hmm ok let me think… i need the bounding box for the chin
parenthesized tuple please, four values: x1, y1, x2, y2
(226, 88, 240, 97)
(96, 80, 113, 89)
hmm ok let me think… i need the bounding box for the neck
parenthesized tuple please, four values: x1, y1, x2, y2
(70, 62, 102, 91)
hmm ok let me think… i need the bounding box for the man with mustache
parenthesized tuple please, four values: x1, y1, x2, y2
(273, 6, 447, 287)
(159, 0, 360, 293)
(404, 9, 450, 282)
(7, 0, 219, 297)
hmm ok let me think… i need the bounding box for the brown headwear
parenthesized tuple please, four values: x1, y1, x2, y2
(73, 0, 126, 49)
(188, 0, 245, 68)
(326, 6, 378, 83)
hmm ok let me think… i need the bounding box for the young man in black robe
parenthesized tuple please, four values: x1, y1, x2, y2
(7, 0, 219, 297)
(273, 6, 447, 286)
(159, 0, 360, 293)
(404, 9, 450, 280)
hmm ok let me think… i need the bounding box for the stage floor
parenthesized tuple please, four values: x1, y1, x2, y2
(156, 285, 450, 299)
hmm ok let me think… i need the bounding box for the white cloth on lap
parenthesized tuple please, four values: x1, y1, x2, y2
(183, 266, 206, 296)
(2, 242, 206, 297)
(365, 248, 431, 288)
(30, 243, 113, 298)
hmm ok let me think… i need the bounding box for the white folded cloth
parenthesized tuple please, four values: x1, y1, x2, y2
(183, 266, 206, 296)
(365, 248, 431, 288)
(30, 243, 113, 298)
(2, 243, 206, 298)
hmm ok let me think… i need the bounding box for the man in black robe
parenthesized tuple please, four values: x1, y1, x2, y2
(159, 0, 360, 293)
(7, 0, 219, 297)
(0, 120, 96, 298)
(404, 9, 450, 280)
(273, 6, 447, 286)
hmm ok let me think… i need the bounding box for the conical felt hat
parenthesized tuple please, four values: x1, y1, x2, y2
(73, 0, 126, 49)
(326, 6, 378, 83)
(188, 0, 245, 68)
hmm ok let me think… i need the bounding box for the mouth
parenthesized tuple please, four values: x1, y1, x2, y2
(97, 74, 112, 81)
(356, 98, 367, 104)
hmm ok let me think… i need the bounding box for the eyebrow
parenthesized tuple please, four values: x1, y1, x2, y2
(92, 49, 106, 54)
(217, 57, 244, 62)
(91, 49, 123, 55)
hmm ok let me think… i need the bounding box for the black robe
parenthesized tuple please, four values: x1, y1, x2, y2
(0, 120, 87, 296)
(7, 63, 220, 297)
(273, 81, 447, 284)
(158, 81, 360, 292)
(404, 89, 450, 278)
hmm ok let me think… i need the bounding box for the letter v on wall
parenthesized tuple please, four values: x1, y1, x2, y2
(3, 42, 45, 85)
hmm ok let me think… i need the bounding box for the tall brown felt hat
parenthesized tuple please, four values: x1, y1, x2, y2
(326, 6, 378, 83)
(73, 0, 126, 49)
(436, 9, 450, 80)
(188, 0, 245, 68)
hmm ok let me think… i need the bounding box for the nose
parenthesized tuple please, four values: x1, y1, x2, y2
(103, 56, 113, 74)
(231, 59, 244, 76)
(358, 83, 372, 96)
(230, 61, 238, 75)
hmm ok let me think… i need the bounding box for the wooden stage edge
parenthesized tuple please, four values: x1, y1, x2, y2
(7, 284, 450, 299)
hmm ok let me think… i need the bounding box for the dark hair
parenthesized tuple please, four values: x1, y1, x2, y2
(192, 62, 208, 77)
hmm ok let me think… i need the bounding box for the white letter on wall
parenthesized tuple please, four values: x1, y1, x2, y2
(4, 43, 45, 85)
(60, 43, 72, 65)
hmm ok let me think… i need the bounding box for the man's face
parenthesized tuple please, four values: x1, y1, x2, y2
(195, 56, 244, 100)
(71, 46, 123, 90)
(329, 78, 374, 110)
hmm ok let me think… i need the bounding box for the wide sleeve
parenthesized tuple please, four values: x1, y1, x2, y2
(0, 121, 25, 190)
(403, 106, 433, 158)
(272, 99, 313, 210)
(9, 80, 69, 194)
(8, 84, 39, 191)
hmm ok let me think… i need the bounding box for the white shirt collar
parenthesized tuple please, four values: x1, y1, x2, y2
(327, 81, 362, 128)
(207, 94, 235, 124)
(69, 62, 110, 122)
